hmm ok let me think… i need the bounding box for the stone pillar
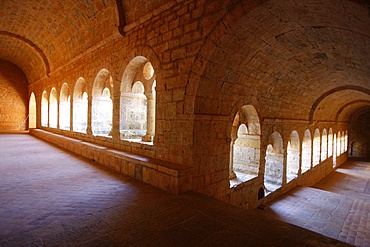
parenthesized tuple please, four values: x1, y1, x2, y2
(282, 142, 287, 186)
(86, 96, 93, 135)
(69, 97, 74, 131)
(142, 93, 155, 142)
(109, 90, 120, 140)
(56, 101, 60, 129)
(229, 141, 237, 179)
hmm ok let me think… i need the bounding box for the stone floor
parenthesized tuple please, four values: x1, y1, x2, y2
(0, 133, 353, 246)
(260, 159, 370, 247)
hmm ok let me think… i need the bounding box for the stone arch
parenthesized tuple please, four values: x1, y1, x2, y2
(301, 129, 312, 173)
(287, 130, 300, 183)
(92, 69, 113, 136)
(73, 77, 88, 133)
(0, 31, 51, 77)
(120, 56, 156, 142)
(49, 87, 58, 128)
(264, 131, 284, 194)
(115, 0, 126, 36)
(184, 0, 265, 115)
(59, 83, 70, 130)
(309, 86, 370, 123)
(29, 92, 36, 129)
(313, 128, 321, 167)
(229, 105, 261, 186)
(321, 128, 328, 161)
(41, 90, 48, 127)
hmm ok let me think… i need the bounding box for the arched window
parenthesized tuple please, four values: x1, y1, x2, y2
(264, 132, 284, 194)
(92, 69, 113, 136)
(321, 128, 328, 161)
(59, 83, 70, 130)
(337, 131, 341, 156)
(73, 77, 88, 133)
(120, 57, 156, 142)
(328, 128, 333, 157)
(301, 129, 312, 173)
(29, 93, 36, 129)
(313, 129, 320, 167)
(341, 131, 346, 153)
(345, 131, 348, 152)
(49, 87, 58, 128)
(41, 90, 48, 127)
(287, 131, 300, 183)
(229, 105, 261, 187)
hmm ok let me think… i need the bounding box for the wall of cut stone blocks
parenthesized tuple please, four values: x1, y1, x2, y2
(0, 60, 28, 131)
(349, 111, 370, 159)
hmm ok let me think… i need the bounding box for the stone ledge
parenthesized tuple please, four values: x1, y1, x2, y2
(30, 129, 192, 194)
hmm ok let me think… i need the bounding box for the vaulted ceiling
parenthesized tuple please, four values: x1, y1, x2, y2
(193, 0, 370, 123)
(0, 0, 120, 82)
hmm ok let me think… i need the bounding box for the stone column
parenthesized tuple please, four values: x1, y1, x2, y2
(142, 93, 155, 142)
(229, 141, 237, 179)
(86, 96, 93, 135)
(109, 90, 120, 140)
(69, 97, 74, 131)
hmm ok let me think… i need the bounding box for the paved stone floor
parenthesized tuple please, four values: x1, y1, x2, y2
(0, 133, 352, 246)
(260, 159, 370, 247)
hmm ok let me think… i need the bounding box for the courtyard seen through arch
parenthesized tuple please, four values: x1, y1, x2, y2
(264, 132, 284, 194)
(120, 57, 156, 142)
(229, 105, 261, 187)
(28, 92, 36, 129)
(59, 83, 70, 130)
(92, 69, 113, 136)
(41, 91, 48, 127)
(73, 78, 88, 133)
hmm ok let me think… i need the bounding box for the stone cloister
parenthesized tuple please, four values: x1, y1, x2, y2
(0, 0, 369, 244)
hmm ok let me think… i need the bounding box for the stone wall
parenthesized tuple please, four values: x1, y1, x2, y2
(349, 111, 370, 159)
(0, 60, 28, 131)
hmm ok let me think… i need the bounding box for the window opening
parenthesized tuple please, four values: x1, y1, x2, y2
(120, 57, 156, 142)
(321, 128, 328, 161)
(328, 128, 333, 157)
(41, 91, 48, 127)
(229, 105, 261, 187)
(337, 132, 341, 156)
(29, 93, 36, 129)
(59, 83, 70, 130)
(341, 131, 346, 153)
(73, 78, 88, 133)
(264, 132, 284, 194)
(301, 129, 312, 173)
(49, 88, 58, 128)
(313, 129, 320, 167)
(287, 131, 300, 183)
(120, 81, 147, 140)
(92, 69, 113, 136)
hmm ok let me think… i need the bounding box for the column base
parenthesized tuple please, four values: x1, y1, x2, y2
(142, 134, 154, 142)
